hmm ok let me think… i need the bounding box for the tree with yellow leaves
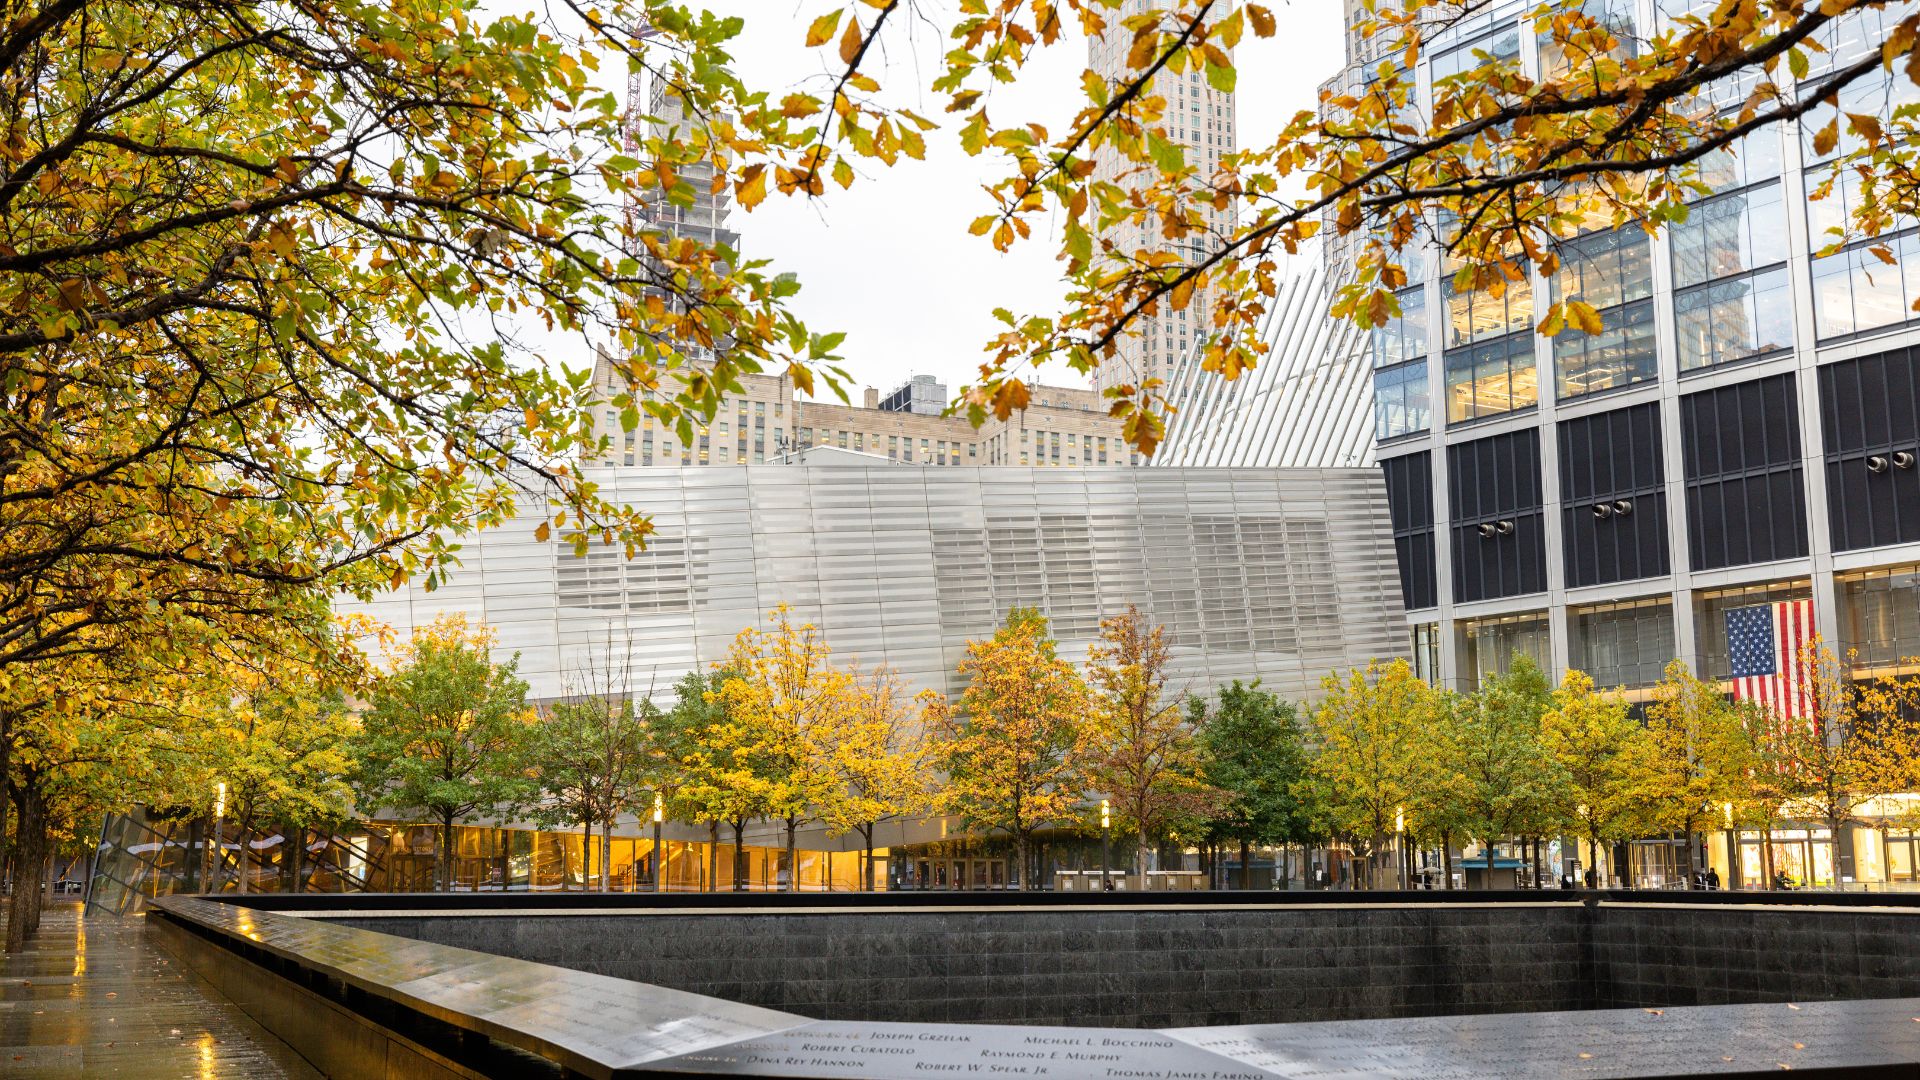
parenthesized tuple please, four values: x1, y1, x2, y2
(1757, 641, 1920, 884)
(1083, 606, 1215, 885)
(817, 663, 935, 891)
(1307, 659, 1439, 889)
(1540, 670, 1648, 888)
(1628, 661, 1760, 888)
(926, 608, 1091, 891)
(719, 606, 857, 891)
(207, 674, 359, 895)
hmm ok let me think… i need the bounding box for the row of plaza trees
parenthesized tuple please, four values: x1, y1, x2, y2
(1314, 651, 1920, 889)
(179, 603, 1312, 895)
(285, 605, 1920, 895)
(38, 603, 1920, 916)
(337, 605, 1239, 893)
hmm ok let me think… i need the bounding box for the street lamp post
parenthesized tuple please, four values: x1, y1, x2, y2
(1100, 800, 1112, 892)
(651, 792, 665, 893)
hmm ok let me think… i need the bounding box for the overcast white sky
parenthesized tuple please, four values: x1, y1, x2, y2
(513, 1, 1347, 399)
(707, 1, 1347, 398)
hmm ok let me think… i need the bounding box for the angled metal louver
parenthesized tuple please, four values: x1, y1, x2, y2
(1154, 261, 1373, 469)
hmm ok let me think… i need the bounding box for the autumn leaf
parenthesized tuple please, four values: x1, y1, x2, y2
(805, 9, 842, 48)
(838, 15, 863, 65)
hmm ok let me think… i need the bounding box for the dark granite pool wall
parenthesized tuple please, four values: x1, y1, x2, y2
(1593, 905, 1920, 1009)
(336, 905, 1591, 1027)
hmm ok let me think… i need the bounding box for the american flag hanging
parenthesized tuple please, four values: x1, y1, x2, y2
(1725, 599, 1815, 720)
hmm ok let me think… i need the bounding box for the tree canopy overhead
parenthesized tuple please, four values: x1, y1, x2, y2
(9, 0, 1914, 661)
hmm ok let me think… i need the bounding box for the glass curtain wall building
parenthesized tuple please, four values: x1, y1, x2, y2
(1341, 0, 1920, 886)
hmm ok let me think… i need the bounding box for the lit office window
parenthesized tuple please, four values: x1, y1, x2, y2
(1444, 269, 1533, 348)
(1553, 300, 1654, 399)
(1547, 227, 1654, 399)
(1443, 332, 1536, 424)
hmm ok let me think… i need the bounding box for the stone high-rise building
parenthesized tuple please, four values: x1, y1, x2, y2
(1087, 1, 1237, 404)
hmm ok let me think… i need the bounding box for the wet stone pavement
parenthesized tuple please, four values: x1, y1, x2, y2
(1, 901, 320, 1078)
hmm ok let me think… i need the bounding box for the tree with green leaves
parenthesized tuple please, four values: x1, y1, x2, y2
(669, 665, 771, 892)
(350, 615, 537, 892)
(1447, 656, 1557, 887)
(1194, 680, 1311, 890)
(1540, 670, 1648, 888)
(1401, 699, 1472, 891)
(209, 676, 358, 895)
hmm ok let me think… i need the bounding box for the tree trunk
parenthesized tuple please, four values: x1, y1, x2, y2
(707, 822, 720, 892)
(1484, 836, 1496, 889)
(600, 821, 613, 893)
(861, 825, 876, 892)
(1136, 838, 1151, 892)
(439, 814, 455, 893)
(235, 824, 251, 895)
(731, 820, 746, 892)
(784, 818, 798, 893)
(0, 718, 10, 901)
(5, 782, 48, 953)
(1016, 835, 1031, 892)
(1440, 830, 1453, 890)
(1762, 821, 1776, 889)
(1238, 838, 1252, 891)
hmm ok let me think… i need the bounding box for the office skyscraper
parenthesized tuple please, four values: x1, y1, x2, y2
(1087, 2, 1237, 403)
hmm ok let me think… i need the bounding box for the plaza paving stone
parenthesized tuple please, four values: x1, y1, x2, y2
(0, 900, 320, 1078)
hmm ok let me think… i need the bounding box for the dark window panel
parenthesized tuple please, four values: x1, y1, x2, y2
(1820, 346, 1920, 551)
(1681, 373, 1808, 571)
(1382, 452, 1438, 611)
(1558, 402, 1671, 588)
(1447, 432, 1547, 603)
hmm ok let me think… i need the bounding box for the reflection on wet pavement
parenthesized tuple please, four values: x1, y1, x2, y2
(1, 901, 320, 1078)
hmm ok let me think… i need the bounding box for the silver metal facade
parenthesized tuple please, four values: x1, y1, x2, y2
(1155, 260, 1375, 469)
(339, 465, 1409, 707)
